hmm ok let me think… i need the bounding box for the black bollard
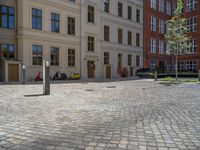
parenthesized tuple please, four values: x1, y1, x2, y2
(22, 65, 26, 84)
(199, 70, 200, 82)
(43, 60, 50, 95)
(155, 71, 157, 81)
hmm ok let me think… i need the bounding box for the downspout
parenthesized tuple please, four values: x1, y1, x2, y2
(79, 1, 82, 79)
(100, 2, 103, 79)
(143, 0, 145, 69)
(16, 0, 18, 61)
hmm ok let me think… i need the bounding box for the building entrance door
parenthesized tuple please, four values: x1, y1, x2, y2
(87, 61, 95, 78)
(159, 61, 165, 72)
(129, 67, 133, 77)
(106, 66, 111, 79)
(8, 64, 19, 82)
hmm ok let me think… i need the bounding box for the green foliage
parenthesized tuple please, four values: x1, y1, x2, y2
(160, 77, 198, 83)
(160, 77, 173, 82)
(165, 0, 191, 81)
(165, 0, 190, 55)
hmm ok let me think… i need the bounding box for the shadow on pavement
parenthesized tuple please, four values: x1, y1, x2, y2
(159, 82, 181, 86)
(24, 94, 47, 97)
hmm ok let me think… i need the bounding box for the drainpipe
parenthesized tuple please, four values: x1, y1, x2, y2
(79, 0, 82, 79)
(100, 1, 103, 79)
(16, 0, 19, 61)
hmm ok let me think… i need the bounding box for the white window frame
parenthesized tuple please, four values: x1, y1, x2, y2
(166, 0, 171, 15)
(159, 0, 165, 13)
(187, 17, 197, 32)
(150, 37, 156, 53)
(151, 16, 156, 31)
(159, 40, 164, 54)
(159, 19, 164, 33)
(187, 39, 197, 54)
(150, 0, 157, 9)
(186, 0, 197, 12)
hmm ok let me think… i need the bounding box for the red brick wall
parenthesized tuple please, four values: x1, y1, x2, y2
(143, 0, 200, 71)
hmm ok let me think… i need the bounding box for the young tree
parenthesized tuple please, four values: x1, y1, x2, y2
(165, 0, 190, 81)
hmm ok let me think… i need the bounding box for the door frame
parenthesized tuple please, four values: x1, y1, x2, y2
(87, 60, 95, 78)
(4, 61, 22, 82)
(105, 65, 111, 79)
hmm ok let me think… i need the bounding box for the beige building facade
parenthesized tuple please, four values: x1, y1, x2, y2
(0, 0, 143, 82)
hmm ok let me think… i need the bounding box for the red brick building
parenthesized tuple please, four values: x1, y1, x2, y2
(144, 0, 200, 72)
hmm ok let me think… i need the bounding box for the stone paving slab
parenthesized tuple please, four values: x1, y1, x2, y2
(0, 80, 200, 150)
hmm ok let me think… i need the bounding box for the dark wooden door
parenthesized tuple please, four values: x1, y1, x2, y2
(87, 61, 95, 78)
(106, 66, 111, 79)
(8, 64, 19, 82)
(129, 67, 133, 77)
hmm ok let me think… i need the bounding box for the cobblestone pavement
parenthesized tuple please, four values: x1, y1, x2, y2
(0, 80, 200, 150)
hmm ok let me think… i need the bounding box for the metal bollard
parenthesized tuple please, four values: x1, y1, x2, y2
(43, 60, 50, 95)
(155, 71, 157, 81)
(199, 70, 200, 82)
(22, 65, 26, 84)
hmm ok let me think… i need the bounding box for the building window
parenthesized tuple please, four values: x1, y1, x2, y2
(104, 0, 109, 13)
(187, 17, 197, 32)
(128, 6, 132, 20)
(178, 62, 184, 71)
(166, 42, 170, 53)
(50, 47, 59, 66)
(69, 0, 75, 2)
(118, 29, 123, 44)
(68, 17, 75, 35)
(136, 55, 140, 67)
(104, 52, 110, 65)
(0, 5, 14, 29)
(186, 0, 197, 12)
(150, 38, 156, 53)
(151, 16, 156, 31)
(165, 21, 170, 35)
(128, 55, 132, 66)
(159, 0, 164, 13)
(32, 45, 43, 65)
(68, 49, 75, 67)
(0, 44, 15, 60)
(136, 9, 140, 23)
(104, 25, 110, 41)
(88, 5, 95, 23)
(166, 0, 171, 15)
(51, 13, 60, 33)
(128, 31, 132, 45)
(159, 40, 164, 54)
(186, 61, 196, 71)
(88, 36, 95, 52)
(187, 39, 197, 54)
(150, 0, 157, 9)
(159, 19, 164, 33)
(32, 8, 42, 30)
(150, 59, 156, 69)
(118, 2, 123, 17)
(136, 33, 140, 47)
